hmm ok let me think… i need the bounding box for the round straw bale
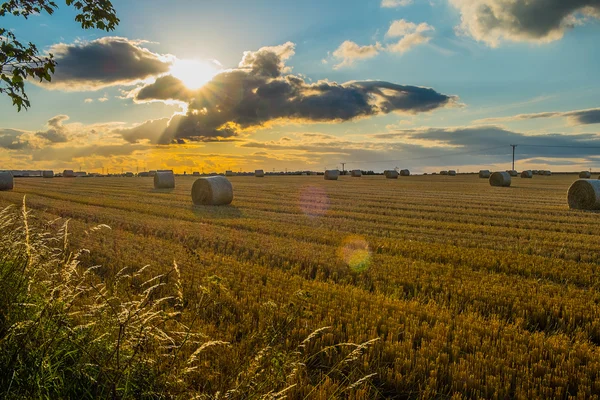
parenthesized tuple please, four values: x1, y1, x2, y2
(440, 171, 448, 175)
(0, 171, 14, 191)
(154, 170, 175, 189)
(400, 169, 410, 176)
(324, 170, 339, 180)
(568, 179, 600, 210)
(532, 170, 538, 174)
(255, 169, 265, 177)
(521, 170, 533, 178)
(191, 176, 233, 205)
(63, 169, 75, 178)
(489, 171, 511, 187)
(479, 170, 491, 178)
(448, 170, 457, 176)
(579, 171, 591, 178)
(507, 170, 518, 177)
(545, 170, 552, 176)
(384, 170, 399, 179)
(42, 170, 54, 178)
(225, 170, 234, 177)
(351, 169, 362, 177)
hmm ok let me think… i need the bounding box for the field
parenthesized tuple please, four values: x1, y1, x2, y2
(2, 174, 600, 398)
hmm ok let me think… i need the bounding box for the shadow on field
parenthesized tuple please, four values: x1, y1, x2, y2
(191, 205, 243, 219)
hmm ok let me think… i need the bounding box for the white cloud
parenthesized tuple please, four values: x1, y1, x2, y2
(332, 41, 382, 69)
(330, 19, 434, 68)
(386, 20, 434, 38)
(381, 0, 413, 7)
(385, 20, 435, 54)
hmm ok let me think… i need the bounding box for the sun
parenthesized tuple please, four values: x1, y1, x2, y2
(170, 59, 219, 90)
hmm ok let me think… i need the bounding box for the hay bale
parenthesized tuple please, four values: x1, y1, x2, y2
(63, 169, 75, 178)
(544, 170, 552, 176)
(191, 176, 233, 205)
(125, 172, 134, 177)
(42, 170, 54, 178)
(255, 169, 265, 177)
(384, 170, 399, 179)
(225, 170, 234, 177)
(149, 170, 157, 177)
(193, 171, 200, 176)
(448, 170, 456, 176)
(507, 170, 518, 177)
(568, 179, 600, 210)
(521, 170, 533, 178)
(532, 170, 538, 174)
(400, 169, 410, 176)
(579, 171, 591, 178)
(440, 171, 448, 175)
(479, 170, 491, 178)
(154, 170, 175, 189)
(0, 171, 14, 191)
(351, 169, 362, 177)
(324, 170, 339, 180)
(489, 171, 511, 187)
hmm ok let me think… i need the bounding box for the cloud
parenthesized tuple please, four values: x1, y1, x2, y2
(0, 128, 32, 150)
(476, 108, 600, 125)
(386, 20, 434, 38)
(132, 42, 455, 143)
(373, 125, 600, 160)
(386, 20, 435, 54)
(113, 118, 170, 144)
(30, 143, 150, 162)
(84, 98, 94, 103)
(332, 41, 382, 69)
(330, 19, 434, 68)
(381, 0, 412, 7)
(44, 37, 172, 91)
(449, 0, 600, 46)
(35, 115, 70, 143)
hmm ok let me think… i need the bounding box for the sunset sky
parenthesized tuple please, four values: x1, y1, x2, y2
(1, 0, 600, 173)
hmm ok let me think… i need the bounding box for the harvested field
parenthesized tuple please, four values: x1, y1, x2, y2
(2, 173, 600, 398)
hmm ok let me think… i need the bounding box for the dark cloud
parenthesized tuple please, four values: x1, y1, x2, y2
(113, 118, 170, 143)
(451, 0, 600, 45)
(45, 37, 172, 90)
(135, 75, 191, 102)
(477, 108, 600, 125)
(132, 42, 455, 143)
(0, 128, 31, 150)
(35, 115, 70, 143)
(375, 125, 600, 159)
(568, 109, 600, 125)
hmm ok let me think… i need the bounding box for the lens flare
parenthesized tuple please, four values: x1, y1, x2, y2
(338, 235, 371, 272)
(299, 186, 330, 218)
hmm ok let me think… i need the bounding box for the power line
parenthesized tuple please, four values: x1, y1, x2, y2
(517, 144, 600, 149)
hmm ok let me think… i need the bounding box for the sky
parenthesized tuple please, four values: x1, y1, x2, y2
(1, 0, 600, 174)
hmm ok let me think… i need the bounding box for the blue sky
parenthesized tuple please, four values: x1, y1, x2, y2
(1, 0, 600, 173)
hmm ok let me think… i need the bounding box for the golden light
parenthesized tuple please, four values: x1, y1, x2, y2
(169, 59, 219, 90)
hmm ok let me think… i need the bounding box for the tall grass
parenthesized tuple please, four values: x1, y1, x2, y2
(0, 199, 378, 399)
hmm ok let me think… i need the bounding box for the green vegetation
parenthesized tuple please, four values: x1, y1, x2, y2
(1, 0, 119, 110)
(1, 174, 600, 398)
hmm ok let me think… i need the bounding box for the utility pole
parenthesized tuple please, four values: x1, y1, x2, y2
(510, 144, 517, 170)
(341, 162, 346, 174)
